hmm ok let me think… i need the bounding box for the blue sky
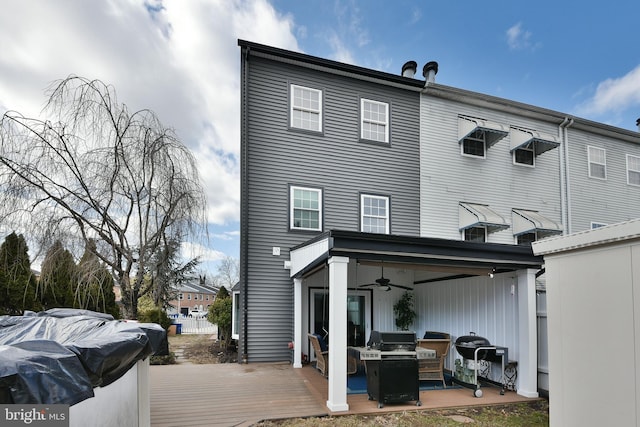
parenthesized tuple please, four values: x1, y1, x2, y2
(1, 1, 639, 274)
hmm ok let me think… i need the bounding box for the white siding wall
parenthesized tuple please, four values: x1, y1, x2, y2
(566, 127, 640, 233)
(413, 273, 520, 385)
(420, 96, 562, 242)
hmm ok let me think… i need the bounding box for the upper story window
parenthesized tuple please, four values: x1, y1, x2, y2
(461, 129, 486, 158)
(626, 154, 640, 186)
(458, 116, 508, 159)
(361, 194, 389, 234)
(361, 99, 389, 143)
(513, 146, 535, 166)
(187, 293, 192, 300)
(464, 226, 487, 242)
(290, 84, 322, 132)
(179, 293, 183, 300)
(516, 232, 537, 245)
(588, 146, 606, 179)
(290, 186, 322, 231)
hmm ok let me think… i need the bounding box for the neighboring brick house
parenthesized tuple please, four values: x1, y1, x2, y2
(237, 39, 640, 412)
(167, 281, 218, 316)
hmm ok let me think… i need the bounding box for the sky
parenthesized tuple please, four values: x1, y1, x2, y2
(1, 0, 640, 274)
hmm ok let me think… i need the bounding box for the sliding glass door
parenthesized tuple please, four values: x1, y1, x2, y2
(310, 289, 371, 347)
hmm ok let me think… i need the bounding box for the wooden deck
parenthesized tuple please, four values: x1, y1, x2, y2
(150, 363, 541, 426)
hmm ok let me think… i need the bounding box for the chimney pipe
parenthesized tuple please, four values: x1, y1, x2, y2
(636, 118, 640, 132)
(423, 61, 439, 84)
(401, 61, 417, 78)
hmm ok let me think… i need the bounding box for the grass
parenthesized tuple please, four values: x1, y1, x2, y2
(256, 401, 549, 426)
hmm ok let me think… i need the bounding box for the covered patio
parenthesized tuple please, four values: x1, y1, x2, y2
(288, 230, 544, 412)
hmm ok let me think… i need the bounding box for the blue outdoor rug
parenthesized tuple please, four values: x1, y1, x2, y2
(347, 372, 459, 395)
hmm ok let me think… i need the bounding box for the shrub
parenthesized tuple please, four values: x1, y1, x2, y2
(138, 307, 172, 330)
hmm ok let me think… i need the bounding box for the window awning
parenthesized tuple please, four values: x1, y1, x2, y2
(458, 116, 509, 148)
(510, 128, 560, 156)
(459, 202, 510, 232)
(512, 209, 562, 236)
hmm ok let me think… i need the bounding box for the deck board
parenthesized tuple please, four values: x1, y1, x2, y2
(150, 363, 541, 426)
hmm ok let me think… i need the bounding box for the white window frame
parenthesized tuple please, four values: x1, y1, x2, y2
(461, 130, 486, 158)
(463, 226, 487, 242)
(588, 146, 607, 179)
(513, 146, 535, 167)
(231, 291, 240, 340)
(290, 186, 322, 231)
(361, 98, 389, 143)
(360, 194, 390, 234)
(626, 154, 640, 186)
(290, 84, 322, 132)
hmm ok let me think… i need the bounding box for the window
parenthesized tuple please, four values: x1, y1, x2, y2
(178, 293, 183, 300)
(514, 145, 535, 166)
(464, 226, 487, 242)
(187, 294, 191, 300)
(517, 232, 537, 245)
(588, 146, 606, 179)
(627, 154, 640, 186)
(591, 222, 608, 229)
(290, 84, 322, 132)
(206, 295, 209, 301)
(290, 186, 322, 231)
(231, 291, 240, 340)
(361, 99, 389, 143)
(461, 129, 486, 158)
(361, 194, 389, 234)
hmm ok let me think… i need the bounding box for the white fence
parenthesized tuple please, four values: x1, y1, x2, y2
(171, 315, 218, 335)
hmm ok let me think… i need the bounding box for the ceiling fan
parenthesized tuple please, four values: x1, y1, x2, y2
(358, 263, 412, 292)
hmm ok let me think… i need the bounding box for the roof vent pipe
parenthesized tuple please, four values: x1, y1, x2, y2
(637, 118, 640, 132)
(401, 61, 417, 78)
(423, 61, 439, 84)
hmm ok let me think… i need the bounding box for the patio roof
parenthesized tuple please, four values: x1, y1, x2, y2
(290, 230, 544, 280)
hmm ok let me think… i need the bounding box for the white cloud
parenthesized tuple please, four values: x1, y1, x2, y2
(506, 22, 534, 51)
(181, 241, 226, 263)
(0, 0, 300, 234)
(575, 65, 640, 117)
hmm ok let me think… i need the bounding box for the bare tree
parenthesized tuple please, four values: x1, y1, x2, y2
(0, 76, 207, 318)
(216, 256, 239, 290)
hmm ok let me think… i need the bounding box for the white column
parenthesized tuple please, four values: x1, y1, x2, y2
(326, 256, 350, 412)
(516, 268, 539, 398)
(293, 277, 303, 368)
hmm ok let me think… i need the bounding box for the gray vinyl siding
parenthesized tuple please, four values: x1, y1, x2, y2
(244, 56, 420, 362)
(565, 127, 640, 233)
(420, 95, 562, 243)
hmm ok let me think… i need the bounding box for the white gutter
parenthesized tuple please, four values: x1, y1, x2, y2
(560, 118, 574, 234)
(558, 117, 572, 235)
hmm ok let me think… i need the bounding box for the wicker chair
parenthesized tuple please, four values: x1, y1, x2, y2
(417, 331, 451, 387)
(308, 333, 329, 376)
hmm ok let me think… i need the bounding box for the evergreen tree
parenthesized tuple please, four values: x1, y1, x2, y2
(0, 232, 39, 314)
(76, 240, 120, 318)
(37, 240, 76, 309)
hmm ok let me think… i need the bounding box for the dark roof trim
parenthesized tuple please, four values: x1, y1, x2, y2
(238, 39, 425, 90)
(291, 230, 543, 278)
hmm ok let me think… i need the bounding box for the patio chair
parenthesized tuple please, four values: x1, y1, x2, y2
(417, 331, 451, 387)
(308, 333, 329, 376)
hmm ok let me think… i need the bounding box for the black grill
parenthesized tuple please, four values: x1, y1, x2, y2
(363, 331, 421, 408)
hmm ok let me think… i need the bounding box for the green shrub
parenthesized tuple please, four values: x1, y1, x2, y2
(138, 307, 172, 330)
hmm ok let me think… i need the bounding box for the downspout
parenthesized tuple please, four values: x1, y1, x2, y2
(240, 45, 250, 363)
(559, 117, 574, 234)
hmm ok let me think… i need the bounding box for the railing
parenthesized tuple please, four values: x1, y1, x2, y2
(170, 314, 218, 335)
